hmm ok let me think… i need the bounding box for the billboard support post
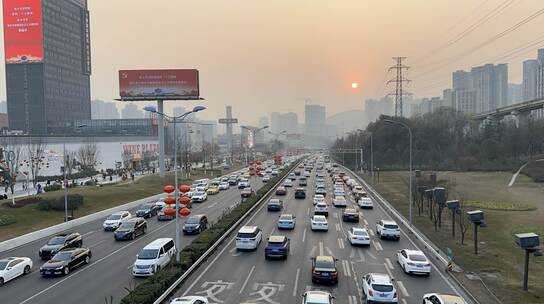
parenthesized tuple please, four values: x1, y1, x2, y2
(158, 100, 165, 178)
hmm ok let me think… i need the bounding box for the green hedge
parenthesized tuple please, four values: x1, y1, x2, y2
(0, 214, 17, 226)
(37, 194, 84, 211)
(120, 159, 301, 304)
(1, 197, 42, 208)
(44, 184, 62, 192)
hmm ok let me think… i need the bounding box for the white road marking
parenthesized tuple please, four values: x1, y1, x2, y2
(348, 295, 358, 304)
(307, 207, 310, 216)
(368, 228, 375, 236)
(325, 246, 333, 256)
(87, 239, 107, 248)
(401, 299, 408, 304)
(397, 280, 410, 297)
(229, 247, 236, 253)
(373, 240, 383, 251)
(385, 257, 394, 270)
(384, 262, 394, 278)
(333, 213, 338, 219)
(319, 242, 324, 256)
(81, 230, 97, 237)
(207, 201, 218, 209)
(350, 250, 355, 259)
(335, 223, 340, 231)
(338, 238, 345, 249)
(363, 219, 369, 225)
(342, 260, 351, 277)
(302, 228, 307, 243)
(309, 245, 317, 256)
(239, 265, 256, 294)
(357, 250, 366, 262)
(270, 227, 276, 235)
(367, 251, 377, 260)
(292, 268, 300, 297)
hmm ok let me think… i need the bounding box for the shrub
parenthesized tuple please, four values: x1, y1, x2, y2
(2, 197, 42, 209)
(84, 180, 96, 186)
(0, 214, 16, 226)
(37, 194, 84, 211)
(44, 184, 62, 192)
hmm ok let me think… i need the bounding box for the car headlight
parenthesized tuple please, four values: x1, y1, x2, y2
(55, 266, 64, 270)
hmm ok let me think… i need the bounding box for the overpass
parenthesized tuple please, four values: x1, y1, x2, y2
(474, 98, 544, 123)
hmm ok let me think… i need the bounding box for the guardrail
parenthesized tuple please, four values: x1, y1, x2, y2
(153, 159, 303, 304)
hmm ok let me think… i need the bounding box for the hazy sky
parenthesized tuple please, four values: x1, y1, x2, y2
(1, 0, 544, 125)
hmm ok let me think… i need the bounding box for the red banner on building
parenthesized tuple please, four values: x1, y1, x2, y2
(119, 69, 200, 101)
(3, 0, 44, 64)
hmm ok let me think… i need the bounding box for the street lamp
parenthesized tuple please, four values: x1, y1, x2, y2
(64, 124, 86, 222)
(144, 105, 206, 262)
(384, 119, 413, 226)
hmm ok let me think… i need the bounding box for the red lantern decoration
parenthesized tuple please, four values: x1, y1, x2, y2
(179, 185, 191, 193)
(163, 208, 176, 216)
(163, 196, 176, 205)
(164, 185, 175, 193)
(179, 207, 191, 217)
(179, 196, 191, 205)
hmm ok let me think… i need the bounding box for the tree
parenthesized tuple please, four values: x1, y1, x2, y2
(27, 138, 47, 187)
(0, 137, 23, 197)
(77, 139, 100, 172)
(458, 200, 471, 245)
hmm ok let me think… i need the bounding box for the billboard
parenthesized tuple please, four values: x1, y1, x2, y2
(247, 129, 254, 149)
(3, 0, 44, 64)
(118, 69, 200, 101)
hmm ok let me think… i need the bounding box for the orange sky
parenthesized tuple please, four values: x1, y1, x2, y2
(1, 0, 544, 124)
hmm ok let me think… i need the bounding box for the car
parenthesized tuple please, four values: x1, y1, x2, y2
(283, 179, 294, 187)
(333, 189, 345, 197)
(298, 177, 308, 186)
(358, 197, 374, 209)
(228, 178, 238, 186)
(267, 199, 283, 211)
(277, 214, 296, 229)
(182, 214, 208, 235)
(302, 291, 334, 304)
(422, 293, 467, 304)
(315, 187, 327, 196)
(192, 191, 208, 202)
(132, 238, 176, 277)
(0, 257, 32, 285)
(271, 169, 279, 176)
(218, 182, 229, 190)
(236, 226, 262, 250)
(311, 215, 329, 231)
(311, 255, 338, 284)
(376, 220, 400, 240)
(332, 195, 347, 207)
(241, 187, 255, 198)
(238, 180, 250, 189)
(362, 273, 398, 304)
(40, 248, 91, 276)
(114, 218, 147, 240)
(103, 211, 132, 230)
(288, 173, 297, 179)
(264, 235, 290, 259)
(275, 186, 287, 195)
(313, 194, 325, 205)
(206, 186, 220, 195)
(397, 249, 431, 276)
(347, 227, 370, 246)
(304, 171, 311, 177)
(136, 203, 161, 218)
(294, 187, 306, 199)
(169, 296, 209, 304)
(39, 233, 82, 260)
(342, 208, 360, 222)
(314, 202, 329, 216)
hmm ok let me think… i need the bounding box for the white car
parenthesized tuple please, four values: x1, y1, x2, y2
(313, 194, 325, 205)
(376, 220, 400, 240)
(314, 202, 329, 216)
(347, 227, 371, 246)
(218, 182, 229, 190)
(283, 179, 293, 187)
(358, 197, 374, 209)
(304, 171, 311, 177)
(362, 273, 398, 304)
(302, 291, 334, 304)
(102, 211, 132, 231)
(333, 189, 345, 197)
(271, 169, 279, 176)
(310, 215, 329, 231)
(235, 226, 262, 250)
(397, 249, 431, 275)
(422, 293, 467, 304)
(191, 191, 208, 202)
(0, 257, 33, 285)
(332, 195, 347, 207)
(262, 175, 271, 182)
(133, 238, 176, 277)
(170, 296, 209, 304)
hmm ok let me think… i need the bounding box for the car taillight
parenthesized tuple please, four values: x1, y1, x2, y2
(331, 271, 337, 277)
(368, 289, 373, 296)
(312, 270, 320, 275)
(394, 292, 397, 298)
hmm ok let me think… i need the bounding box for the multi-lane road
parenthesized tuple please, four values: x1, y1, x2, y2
(173, 166, 467, 304)
(0, 172, 264, 304)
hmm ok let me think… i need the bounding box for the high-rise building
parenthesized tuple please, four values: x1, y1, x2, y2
(280, 112, 298, 134)
(3, 0, 91, 134)
(91, 100, 120, 119)
(364, 97, 394, 124)
(304, 104, 326, 148)
(122, 104, 144, 119)
(508, 83, 523, 105)
(270, 112, 281, 133)
(258, 116, 269, 128)
(523, 60, 539, 101)
(453, 90, 477, 113)
(443, 89, 454, 109)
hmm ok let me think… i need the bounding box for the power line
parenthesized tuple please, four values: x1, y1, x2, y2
(387, 57, 411, 117)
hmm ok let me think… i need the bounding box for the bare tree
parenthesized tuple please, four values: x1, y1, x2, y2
(77, 139, 100, 172)
(0, 137, 23, 198)
(458, 199, 470, 245)
(27, 138, 47, 187)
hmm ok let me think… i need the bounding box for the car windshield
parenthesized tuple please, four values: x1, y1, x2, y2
(314, 217, 326, 222)
(372, 284, 394, 292)
(0, 261, 8, 270)
(140, 204, 152, 210)
(268, 241, 285, 246)
(279, 215, 292, 220)
(47, 236, 65, 245)
(315, 258, 335, 268)
(119, 221, 136, 229)
(269, 199, 280, 204)
(409, 254, 427, 262)
(138, 249, 159, 259)
(107, 214, 122, 220)
(186, 217, 200, 224)
(52, 251, 73, 261)
(195, 191, 205, 195)
(384, 224, 399, 229)
(353, 229, 368, 236)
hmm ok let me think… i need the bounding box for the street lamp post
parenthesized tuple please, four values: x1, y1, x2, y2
(144, 105, 207, 262)
(64, 124, 86, 222)
(384, 119, 413, 226)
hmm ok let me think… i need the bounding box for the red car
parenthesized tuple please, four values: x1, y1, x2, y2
(275, 186, 287, 195)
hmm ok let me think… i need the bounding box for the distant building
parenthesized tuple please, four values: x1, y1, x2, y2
(280, 112, 298, 135)
(522, 49, 544, 118)
(258, 116, 269, 128)
(508, 83, 523, 105)
(364, 97, 393, 124)
(0, 101, 6, 113)
(453, 90, 477, 113)
(122, 104, 144, 119)
(304, 104, 326, 148)
(270, 112, 281, 133)
(91, 100, 120, 119)
(443, 89, 454, 109)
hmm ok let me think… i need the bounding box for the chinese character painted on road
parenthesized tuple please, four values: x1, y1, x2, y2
(194, 280, 234, 303)
(247, 282, 285, 304)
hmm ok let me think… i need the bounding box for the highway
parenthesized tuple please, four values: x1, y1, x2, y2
(173, 166, 465, 304)
(0, 172, 264, 304)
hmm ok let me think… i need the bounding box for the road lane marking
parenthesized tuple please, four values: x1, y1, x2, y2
(302, 228, 307, 243)
(401, 299, 408, 304)
(367, 251, 377, 260)
(384, 262, 394, 278)
(88, 239, 108, 248)
(385, 257, 394, 270)
(333, 213, 338, 219)
(372, 240, 383, 251)
(342, 260, 351, 277)
(292, 268, 300, 297)
(397, 280, 410, 297)
(368, 228, 375, 236)
(357, 250, 366, 262)
(319, 242, 324, 255)
(307, 207, 310, 216)
(325, 246, 333, 255)
(239, 265, 255, 294)
(363, 219, 369, 225)
(338, 238, 344, 249)
(309, 245, 317, 256)
(81, 230, 97, 237)
(270, 227, 276, 235)
(335, 223, 340, 232)
(350, 250, 355, 259)
(207, 201, 218, 209)
(229, 247, 236, 253)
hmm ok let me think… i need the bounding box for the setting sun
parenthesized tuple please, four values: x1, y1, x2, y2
(351, 82, 359, 89)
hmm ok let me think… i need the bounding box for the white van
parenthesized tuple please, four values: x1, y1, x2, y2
(132, 238, 176, 277)
(235, 226, 262, 250)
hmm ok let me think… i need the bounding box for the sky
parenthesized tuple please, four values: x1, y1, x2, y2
(1, 0, 544, 125)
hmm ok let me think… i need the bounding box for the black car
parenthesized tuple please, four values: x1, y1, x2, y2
(265, 235, 290, 259)
(40, 248, 92, 276)
(135, 203, 160, 218)
(267, 199, 283, 211)
(182, 214, 208, 235)
(228, 178, 238, 186)
(311, 255, 339, 284)
(294, 188, 306, 199)
(39, 233, 82, 260)
(114, 218, 147, 240)
(342, 208, 360, 222)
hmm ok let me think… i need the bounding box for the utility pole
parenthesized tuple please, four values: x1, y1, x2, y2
(387, 57, 411, 117)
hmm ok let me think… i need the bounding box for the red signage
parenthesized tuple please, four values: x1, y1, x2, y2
(119, 69, 200, 101)
(3, 0, 44, 64)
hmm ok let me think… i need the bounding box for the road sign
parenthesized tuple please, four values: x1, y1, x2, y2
(218, 118, 238, 124)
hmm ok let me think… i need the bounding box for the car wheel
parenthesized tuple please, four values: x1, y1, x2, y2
(131, 233, 135, 240)
(24, 265, 31, 275)
(78, 241, 83, 247)
(0, 277, 3, 286)
(84, 255, 90, 264)
(63, 267, 70, 275)
(403, 264, 408, 274)
(143, 227, 147, 234)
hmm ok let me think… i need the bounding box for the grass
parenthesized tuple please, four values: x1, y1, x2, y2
(363, 170, 544, 304)
(0, 167, 236, 242)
